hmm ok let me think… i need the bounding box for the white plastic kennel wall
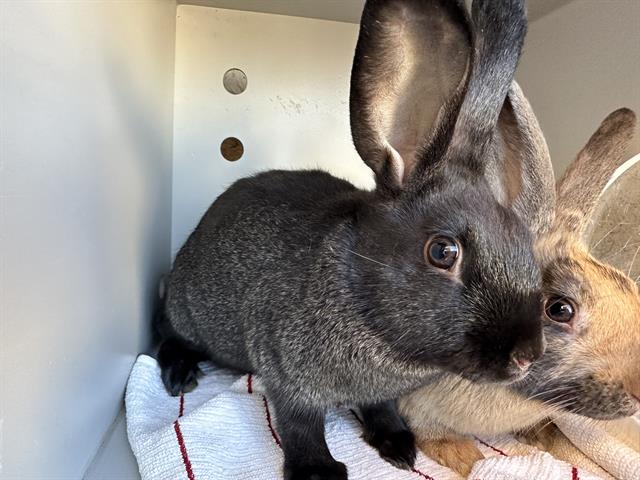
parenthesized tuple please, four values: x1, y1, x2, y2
(1, 1, 638, 479)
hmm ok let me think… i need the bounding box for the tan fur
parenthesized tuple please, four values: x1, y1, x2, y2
(417, 437, 484, 477)
(579, 250, 640, 399)
(400, 107, 640, 475)
(399, 377, 552, 438)
(517, 422, 561, 451)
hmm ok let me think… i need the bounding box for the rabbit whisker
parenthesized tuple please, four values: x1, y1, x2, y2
(590, 222, 628, 249)
(524, 385, 573, 402)
(600, 236, 633, 261)
(345, 249, 397, 270)
(538, 394, 576, 409)
(529, 418, 557, 438)
(627, 245, 640, 276)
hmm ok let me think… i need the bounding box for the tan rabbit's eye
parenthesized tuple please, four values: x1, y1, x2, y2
(425, 236, 460, 270)
(544, 297, 576, 323)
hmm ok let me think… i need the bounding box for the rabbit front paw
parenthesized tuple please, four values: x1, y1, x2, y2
(285, 461, 348, 480)
(359, 400, 417, 470)
(363, 427, 417, 470)
(157, 338, 204, 396)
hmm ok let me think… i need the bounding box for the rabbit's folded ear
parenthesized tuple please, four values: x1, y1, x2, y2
(485, 82, 556, 235)
(350, 0, 472, 191)
(350, 0, 528, 194)
(556, 108, 637, 236)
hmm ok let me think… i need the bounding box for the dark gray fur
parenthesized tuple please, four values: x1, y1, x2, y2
(161, 1, 546, 479)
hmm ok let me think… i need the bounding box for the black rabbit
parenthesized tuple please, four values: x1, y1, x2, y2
(157, 1, 553, 478)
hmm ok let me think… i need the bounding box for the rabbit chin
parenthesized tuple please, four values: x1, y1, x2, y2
(457, 364, 532, 386)
(511, 368, 640, 420)
(562, 383, 640, 420)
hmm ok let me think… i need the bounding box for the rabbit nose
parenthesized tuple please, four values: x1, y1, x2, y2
(510, 337, 545, 371)
(511, 355, 532, 371)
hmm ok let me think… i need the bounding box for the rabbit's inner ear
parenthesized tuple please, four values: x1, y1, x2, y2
(485, 83, 556, 237)
(385, 36, 468, 181)
(350, 0, 471, 189)
(485, 131, 521, 206)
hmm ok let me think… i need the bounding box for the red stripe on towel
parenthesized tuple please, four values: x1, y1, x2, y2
(246, 374, 282, 448)
(412, 468, 436, 480)
(174, 394, 195, 480)
(174, 421, 195, 480)
(262, 395, 282, 448)
(571, 466, 579, 480)
(475, 436, 508, 457)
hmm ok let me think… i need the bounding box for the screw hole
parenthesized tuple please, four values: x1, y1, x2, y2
(223, 68, 248, 95)
(221, 137, 244, 162)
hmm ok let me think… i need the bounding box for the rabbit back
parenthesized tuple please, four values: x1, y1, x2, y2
(166, 170, 362, 375)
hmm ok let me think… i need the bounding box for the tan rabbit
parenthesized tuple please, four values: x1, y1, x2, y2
(398, 106, 640, 477)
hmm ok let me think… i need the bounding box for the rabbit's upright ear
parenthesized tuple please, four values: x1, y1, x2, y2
(555, 108, 637, 236)
(485, 82, 556, 236)
(350, 0, 528, 194)
(350, 0, 471, 192)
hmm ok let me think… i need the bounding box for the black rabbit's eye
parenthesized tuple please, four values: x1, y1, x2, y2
(425, 236, 460, 270)
(544, 297, 576, 323)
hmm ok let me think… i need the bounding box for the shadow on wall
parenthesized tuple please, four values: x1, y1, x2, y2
(0, 2, 175, 477)
(101, 49, 173, 356)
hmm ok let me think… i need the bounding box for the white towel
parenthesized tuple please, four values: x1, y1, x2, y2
(554, 414, 640, 480)
(126, 355, 638, 480)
